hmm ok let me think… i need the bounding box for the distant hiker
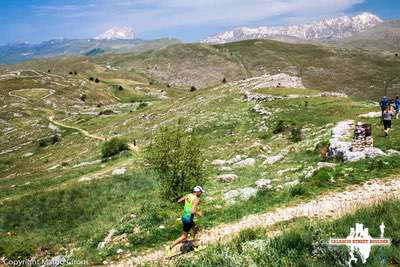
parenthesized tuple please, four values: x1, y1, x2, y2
(395, 96, 400, 119)
(166, 186, 205, 256)
(383, 105, 395, 137)
(380, 96, 390, 121)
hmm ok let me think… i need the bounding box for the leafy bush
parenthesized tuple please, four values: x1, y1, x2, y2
(138, 102, 148, 109)
(289, 184, 306, 197)
(290, 127, 303, 142)
(101, 137, 129, 158)
(38, 135, 60, 148)
(80, 94, 87, 102)
(273, 120, 286, 134)
(145, 122, 204, 201)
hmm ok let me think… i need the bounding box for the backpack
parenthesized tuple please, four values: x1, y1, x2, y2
(380, 97, 389, 108)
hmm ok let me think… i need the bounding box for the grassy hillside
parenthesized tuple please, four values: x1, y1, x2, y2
(329, 20, 400, 53)
(1, 38, 400, 265)
(3, 39, 399, 100)
(2, 63, 400, 265)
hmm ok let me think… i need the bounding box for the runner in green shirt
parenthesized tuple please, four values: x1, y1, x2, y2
(166, 186, 205, 256)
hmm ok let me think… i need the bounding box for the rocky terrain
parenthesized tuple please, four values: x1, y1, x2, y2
(1, 35, 400, 267)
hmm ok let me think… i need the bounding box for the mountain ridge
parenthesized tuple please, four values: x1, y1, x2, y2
(202, 12, 383, 44)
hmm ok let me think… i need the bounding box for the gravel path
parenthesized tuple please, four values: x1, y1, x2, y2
(109, 177, 400, 267)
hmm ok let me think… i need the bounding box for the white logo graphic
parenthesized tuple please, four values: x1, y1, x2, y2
(329, 223, 391, 266)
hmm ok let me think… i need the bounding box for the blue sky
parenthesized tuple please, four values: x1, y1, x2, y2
(0, 0, 399, 44)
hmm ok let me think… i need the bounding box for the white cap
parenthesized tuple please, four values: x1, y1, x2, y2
(193, 185, 205, 193)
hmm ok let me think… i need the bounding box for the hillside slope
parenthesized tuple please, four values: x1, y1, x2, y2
(329, 20, 400, 52)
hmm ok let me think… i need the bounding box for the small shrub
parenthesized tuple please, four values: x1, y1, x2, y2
(145, 122, 204, 201)
(39, 139, 48, 147)
(101, 137, 129, 158)
(138, 102, 148, 109)
(190, 86, 197, 92)
(80, 94, 87, 102)
(289, 184, 306, 197)
(290, 127, 303, 142)
(51, 135, 60, 145)
(273, 120, 286, 134)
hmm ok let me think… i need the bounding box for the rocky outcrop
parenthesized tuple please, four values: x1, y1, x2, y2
(327, 120, 385, 162)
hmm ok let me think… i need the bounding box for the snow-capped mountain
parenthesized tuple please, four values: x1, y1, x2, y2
(95, 26, 135, 40)
(202, 12, 383, 44)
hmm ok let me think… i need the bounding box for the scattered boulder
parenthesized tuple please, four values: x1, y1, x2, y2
(211, 159, 227, 166)
(263, 154, 284, 165)
(223, 187, 258, 203)
(319, 92, 348, 98)
(23, 152, 33, 158)
(216, 174, 238, 183)
(238, 187, 258, 200)
(255, 179, 272, 189)
(223, 189, 241, 203)
(112, 168, 126, 176)
(233, 158, 256, 169)
(358, 112, 381, 118)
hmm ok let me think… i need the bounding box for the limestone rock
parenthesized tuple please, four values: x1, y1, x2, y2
(238, 187, 258, 200)
(233, 158, 256, 169)
(216, 174, 238, 183)
(211, 159, 227, 166)
(255, 179, 272, 189)
(263, 154, 284, 165)
(358, 112, 381, 118)
(112, 167, 126, 176)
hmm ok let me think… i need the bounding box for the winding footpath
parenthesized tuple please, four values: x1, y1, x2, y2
(48, 115, 106, 141)
(48, 115, 139, 151)
(109, 176, 400, 267)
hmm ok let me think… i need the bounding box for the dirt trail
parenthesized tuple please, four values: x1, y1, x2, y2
(48, 116, 139, 152)
(109, 177, 400, 267)
(49, 115, 106, 141)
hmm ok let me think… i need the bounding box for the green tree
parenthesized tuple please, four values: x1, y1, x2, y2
(101, 137, 129, 158)
(145, 122, 204, 201)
